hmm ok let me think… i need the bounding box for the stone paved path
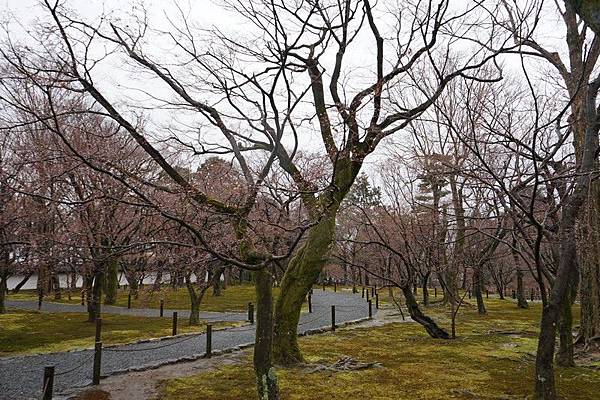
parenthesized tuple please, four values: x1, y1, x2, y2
(0, 289, 374, 399)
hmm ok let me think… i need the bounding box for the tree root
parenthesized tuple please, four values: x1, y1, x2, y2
(301, 356, 382, 373)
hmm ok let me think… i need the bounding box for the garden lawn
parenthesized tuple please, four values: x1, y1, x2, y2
(159, 299, 599, 400)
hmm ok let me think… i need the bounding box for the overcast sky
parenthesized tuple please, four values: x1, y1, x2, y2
(1, 0, 576, 182)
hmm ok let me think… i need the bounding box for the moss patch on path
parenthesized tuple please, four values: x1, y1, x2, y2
(158, 299, 600, 400)
(0, 309, 239, 356)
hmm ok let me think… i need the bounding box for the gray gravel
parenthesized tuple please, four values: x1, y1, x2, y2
(0, 289, 374, 399)
(4, 299, 247, 322)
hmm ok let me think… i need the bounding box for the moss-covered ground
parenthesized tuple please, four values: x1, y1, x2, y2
(0, 309, 239, 356)
(8, 284, 279, 312)
(159, 299, 600, 400)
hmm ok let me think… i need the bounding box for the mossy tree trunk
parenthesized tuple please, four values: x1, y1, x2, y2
(556, 288, 575, 367)
(254, 268, 279, 400)
(103, 257, 119, 305)
(534, 74, 599, 398)
(580, 186, 600, 346)
(401, 285, 449, 339)
(273, 209, 338, 365)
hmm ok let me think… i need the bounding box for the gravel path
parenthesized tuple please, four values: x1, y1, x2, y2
(5, 299, 247, 322)
(0, 289, 374, 399)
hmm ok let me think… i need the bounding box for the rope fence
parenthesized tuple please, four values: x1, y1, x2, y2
(103, 334, 198, 353)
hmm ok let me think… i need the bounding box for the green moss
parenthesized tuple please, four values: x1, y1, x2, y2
(158, 299, 599, 400)
(9, 284, 280, 312)
(0, 309, 239, 356)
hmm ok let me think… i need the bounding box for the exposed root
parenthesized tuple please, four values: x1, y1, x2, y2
(301, 356, 382, 373)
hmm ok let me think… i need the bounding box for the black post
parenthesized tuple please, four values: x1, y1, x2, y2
(308, 294, 312, 313)
(81, 291, 85, 306)
(530, 288, 534, 301)
(375, 293, 379, 309)
(434, 287, 437, 298)
(322, 283, 326, 291)
(160, 299, 164, 317)
(172, 312, 178, 336)
(368, 300, 372, 319)
(361, 287, 365, 298)
(366, 290, 370, 302)
(371, 286, 375, 297)
(38, 290, 43, 311)
(248, 302, 254, 324)
(127, 293, 132, 309)
(331, 305, 336, 332)
(468, 290, 471, 299)
(93, 341, 102, 385)
(206, 324, 212, 358)
(42, 366, 54, 400)
(486, 289, 489, 299)
(334, 282, 337, 292)
(95, 318, 102, 343)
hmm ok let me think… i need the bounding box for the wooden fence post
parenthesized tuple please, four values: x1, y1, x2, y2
(42, 366, 54, 400)
(172, 312, 178, 336)
(95, 318, 102, 343)
(248, 303, 254, 324)
(206, 324, 212, 358)
(93, 342, 102, 385)
(331, 305, 336, 332)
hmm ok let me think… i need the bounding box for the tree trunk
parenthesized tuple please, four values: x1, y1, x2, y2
(11, 273, 32, 294)
(473, 266, 486, 315)
(254, 268, 279, 400)
(422, 273, 430, 306)
(189, 296, 201, 325)
(151, 270, 163, 292)
(50, 273, 61, 300)
(185, 277, 204, 326)
(213, 268, 224, 297)
(0, 273, 7, 314)
(535, 218, 582, 399)
(516, 268, 528, 308)
(580, 187, 600, 344)
(104, 258, 119, 305)
(401, 285, 449, 339)
(87, 270, 103, 322)
(126, 270, 139, 298)
(556, 288, 575, 367)
(273, 210, 337, 365)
